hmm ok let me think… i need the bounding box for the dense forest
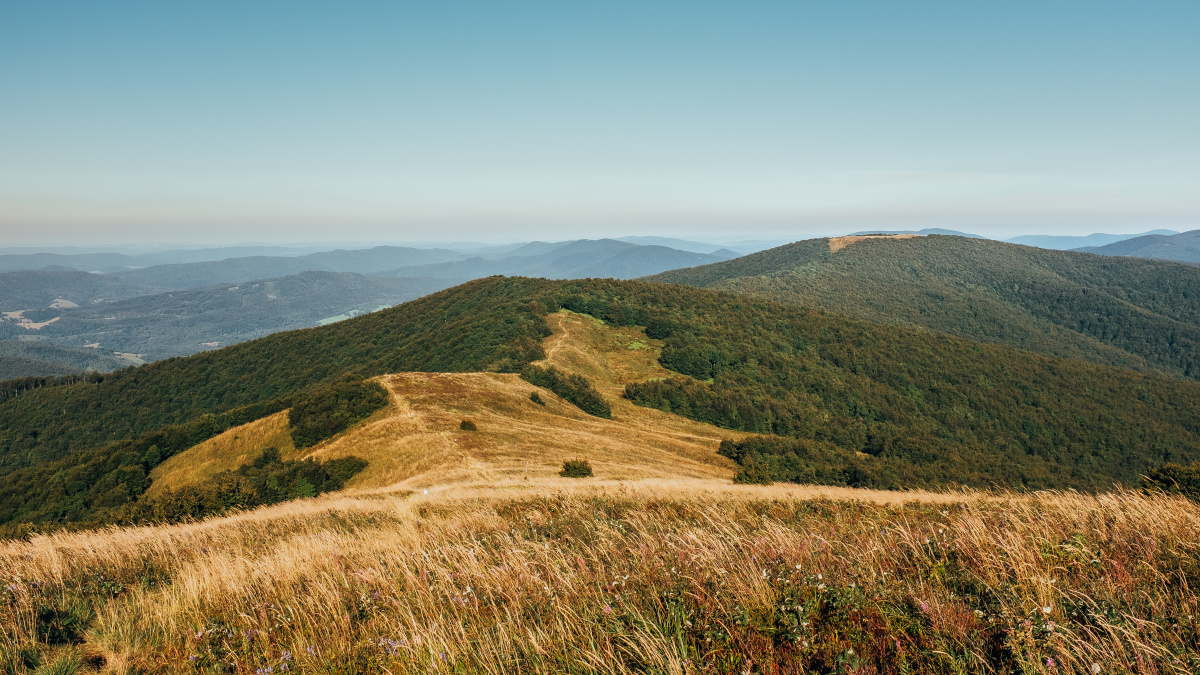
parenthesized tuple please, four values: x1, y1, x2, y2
(647, 235, 1200, 380)
(2, 275, 1200, 532)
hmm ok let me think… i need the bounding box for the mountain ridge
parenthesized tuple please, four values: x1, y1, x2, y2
(646, 234, 1200, 380)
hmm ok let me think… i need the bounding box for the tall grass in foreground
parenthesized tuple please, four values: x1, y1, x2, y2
(2, 484, 1199, 674)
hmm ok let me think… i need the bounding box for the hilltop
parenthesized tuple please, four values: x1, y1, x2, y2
(647, 234, 1200, 379)
(4, 275, 1200, 537)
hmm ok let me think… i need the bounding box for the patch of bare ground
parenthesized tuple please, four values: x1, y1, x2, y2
(828, 233, 920, 253)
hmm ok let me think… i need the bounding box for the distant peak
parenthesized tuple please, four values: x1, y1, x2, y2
(828, 233, 921, 253)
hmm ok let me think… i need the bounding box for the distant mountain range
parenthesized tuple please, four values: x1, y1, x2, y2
(0, 238, 744, 376)
(0, 271, 452, 366)
(376, 239, 739, 281)
(1073, 229, 1200, 264)
(648, 234, 1200, 380)
(1008, 230, 1179, 250)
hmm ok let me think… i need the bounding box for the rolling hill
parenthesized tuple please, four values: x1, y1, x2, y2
(0, 271, 454, 365)
(647, 234, 1200, 380)
(4, 275, 1200, 537)
(0, 269, 157, 311)
(1075, 228, 1200, 264)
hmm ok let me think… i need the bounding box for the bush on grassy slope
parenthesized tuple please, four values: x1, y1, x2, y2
(520, 364, 611, 418)
(289, 378, 389, 448)
(106, 448, 367, 526)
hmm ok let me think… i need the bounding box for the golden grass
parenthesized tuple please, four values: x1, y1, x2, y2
(3, 482, 1199, 673)
(147, 412, 297, 496)
(828, 234, 920, 253)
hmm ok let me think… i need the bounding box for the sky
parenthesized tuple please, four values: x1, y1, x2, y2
(1, 1, 1198, 246)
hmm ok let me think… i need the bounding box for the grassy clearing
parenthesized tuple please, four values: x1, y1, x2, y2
(1, 482, 1198, 673)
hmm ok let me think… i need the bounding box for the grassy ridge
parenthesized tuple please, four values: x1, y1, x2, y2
(0, 277, 549, 472)
(647, 235, 1200, 379)
(2, 484, 1197, 673)
(4, 275, 1200, 506)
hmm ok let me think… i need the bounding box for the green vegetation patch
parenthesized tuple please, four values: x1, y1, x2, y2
(520, 364, 611, 419)
(289, 377, 390, 448)
(559, 459, 593, 477)
(111, 448, 367, 525)
(1143, 461, 1200, 502)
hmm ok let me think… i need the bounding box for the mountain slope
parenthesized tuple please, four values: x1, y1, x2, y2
(151, 311, 739, 497)
(0, 271, 452, 361)
(0, 269, 157, 312)
(1076, 229, 1200, 264)
(0, 342, 135, 379)
(646, 234, 1200, 379)
(111, 245, 463, 289)
(3, 276, 1200, 501)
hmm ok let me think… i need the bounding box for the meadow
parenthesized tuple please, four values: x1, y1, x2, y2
(2, 480, 1198, 674)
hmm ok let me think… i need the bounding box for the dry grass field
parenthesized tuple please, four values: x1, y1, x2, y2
(3, 312, 1200, 673)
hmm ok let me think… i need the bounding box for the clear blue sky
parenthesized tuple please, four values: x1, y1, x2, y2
(1, 1, 1197, 245)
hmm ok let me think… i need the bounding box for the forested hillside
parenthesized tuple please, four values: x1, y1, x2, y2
(3, 276, 1200, 504)
(647, 235, 1200, 379)
(0, 271, 452, 362)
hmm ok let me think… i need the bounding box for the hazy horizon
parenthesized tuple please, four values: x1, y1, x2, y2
(3, 1, 1197, 245)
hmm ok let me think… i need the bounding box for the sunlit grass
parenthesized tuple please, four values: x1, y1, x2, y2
(2, 481, 1198, 673)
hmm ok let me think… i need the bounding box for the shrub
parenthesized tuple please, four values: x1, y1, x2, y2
(1143, 461, 1200, 501)
(520, 365, 611, 418)
(733, 455, 773, 485)
(460, 420, 477, 431)
(530, 392, 545, 405)
(289, 378, 390, 449)
(559, 459, 593, 478)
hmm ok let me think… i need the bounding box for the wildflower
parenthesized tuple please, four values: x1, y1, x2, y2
(1047, 657, 1056, 668)
(307, 645, 316, 656)
(602, 604, 613, 615)
(1092, 665, 1102, 674)
(1043, 605, 1053, 614)
(847, 648, 854, 655)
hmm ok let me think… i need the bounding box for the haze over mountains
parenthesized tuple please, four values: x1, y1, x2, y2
(5, 230, 1200, 382)
(1074, 229, 1200, 264)
(0, 239, 740, 377)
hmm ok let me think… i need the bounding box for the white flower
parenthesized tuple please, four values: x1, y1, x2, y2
(1091, 665, 1101, 674)
(1042, 605, 1052, 614)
